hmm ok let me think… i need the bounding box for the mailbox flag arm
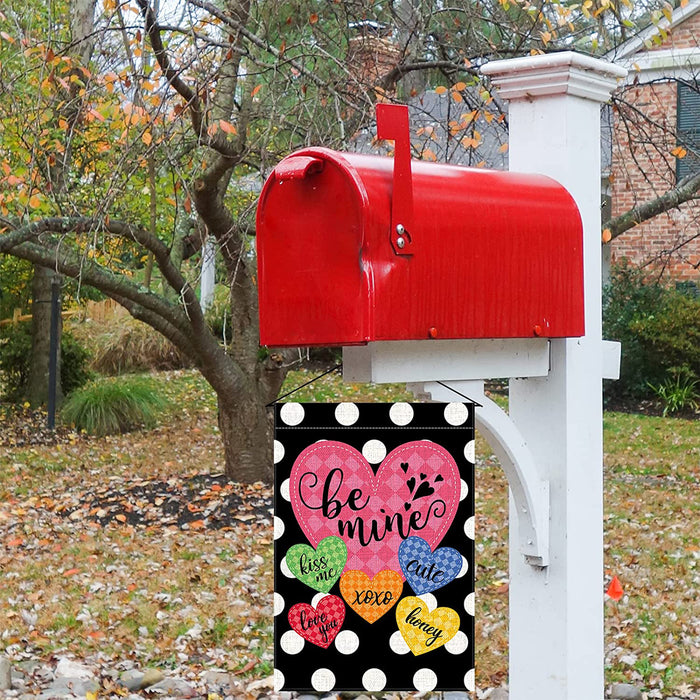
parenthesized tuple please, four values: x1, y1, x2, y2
(376, 103, 415, 255)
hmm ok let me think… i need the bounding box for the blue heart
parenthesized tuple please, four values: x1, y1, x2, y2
(398, 536, 463, 594)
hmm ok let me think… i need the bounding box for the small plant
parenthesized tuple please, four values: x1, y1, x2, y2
(60, 375, 169, 436)
(648, 368, 699, 416)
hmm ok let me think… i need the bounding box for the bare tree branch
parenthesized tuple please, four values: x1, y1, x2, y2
(604, 170, 700, 239)
(380, 59, 478, 91)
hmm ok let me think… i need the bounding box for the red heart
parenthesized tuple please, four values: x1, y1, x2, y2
(288, 595, 345, 648)
(290, 440, 460, 578)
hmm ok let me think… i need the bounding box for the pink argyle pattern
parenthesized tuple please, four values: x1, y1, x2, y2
(290, 440, 460, 578)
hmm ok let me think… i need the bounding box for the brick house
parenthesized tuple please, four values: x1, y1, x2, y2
(605, 0, 700, 283)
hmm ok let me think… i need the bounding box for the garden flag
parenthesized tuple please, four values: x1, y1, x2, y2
(273, 401, 475, 694)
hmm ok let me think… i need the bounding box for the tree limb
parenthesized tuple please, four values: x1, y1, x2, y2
(380, 59, 478, 91)
(135, 0, 244, 160)
(8, 239, 191, 334)
(604, 170, 700, 239)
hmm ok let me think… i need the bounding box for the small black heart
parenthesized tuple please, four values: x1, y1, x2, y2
(407, 476, 416, 494)
(413, 481, 435, 501)
(435, 475, 444, 483)
(400, 462, 409, 473)
(404, 502, 411, 511)
(420, 473, 427, 480)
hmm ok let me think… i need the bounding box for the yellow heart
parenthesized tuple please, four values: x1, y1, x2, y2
(396, 596, 460, 656)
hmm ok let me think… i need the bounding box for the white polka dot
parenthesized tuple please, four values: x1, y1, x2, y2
(280, 479, 291, 501)
(456, 555, 469, 578)
(444, 402, 469, 426)
(311, 592, 328, 607)
(413, 668, 438, 692)
(273, 440, 285, 463)
(389, 630, 410, 654)
(389, 402, 414, 426)
(445, 630, 469, 654)
(362, 668, 387, 692)
(335, 630, 359, 654)
(460, 478, 469, 501)
(280, 402, 304, 426)
(273, 592, 285, 616)
(465, 668, 475, 691)
(273, 669, 284, 692)
(418, 592, 437, 611)
(464, 516, 475, 540)
(273, 516, 285, 540)
(464, 439, 475, 463)
(362, 439, 386, 464)
(335, 402, 359, 426)
(280, 630, 305, 654)
(280, 558, 294, 578)
(464, 592, 475, 616)
(311, 668, 335, 692)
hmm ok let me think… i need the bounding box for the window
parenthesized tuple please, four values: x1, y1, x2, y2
(677, 82, 700, 182)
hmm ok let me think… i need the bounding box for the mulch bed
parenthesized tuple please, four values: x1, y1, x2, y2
(68, 472, 273, 530)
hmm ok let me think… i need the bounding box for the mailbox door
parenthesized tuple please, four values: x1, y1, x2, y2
(256, 152, 370, 346)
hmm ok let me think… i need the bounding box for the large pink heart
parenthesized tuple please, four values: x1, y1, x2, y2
(289, 440, 460, 578)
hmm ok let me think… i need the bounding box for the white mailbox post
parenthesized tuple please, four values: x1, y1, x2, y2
(344, 52, 626, 700)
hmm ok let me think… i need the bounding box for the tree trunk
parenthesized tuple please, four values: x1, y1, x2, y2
(26, 265, 63, 407)
(218, 385, 273, 483)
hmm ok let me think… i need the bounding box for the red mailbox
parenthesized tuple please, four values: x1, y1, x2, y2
(256, 105, 584, 347)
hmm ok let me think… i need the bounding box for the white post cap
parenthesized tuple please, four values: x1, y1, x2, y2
(481, 50, 627, 103)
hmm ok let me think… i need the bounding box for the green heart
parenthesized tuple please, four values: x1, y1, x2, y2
(286, 536, 347, 593)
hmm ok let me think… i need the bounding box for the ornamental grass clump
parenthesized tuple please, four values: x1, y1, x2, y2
(80, 316, 191, 375)
(60, 375, 169, 436)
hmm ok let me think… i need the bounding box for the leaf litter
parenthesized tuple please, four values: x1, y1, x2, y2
(0, 370, 698, 698)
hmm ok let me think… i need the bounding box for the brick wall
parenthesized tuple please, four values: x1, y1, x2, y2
(609, 12, 700, 282)
(648, 8, 700, 51)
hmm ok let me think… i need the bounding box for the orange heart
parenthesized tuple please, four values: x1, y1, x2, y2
(339, 570, 403, 623)
(396, 596, 460, 655)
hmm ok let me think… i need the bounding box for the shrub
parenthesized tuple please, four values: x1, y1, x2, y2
(83, 316, 192, 375)
(0, 323, 92, 401)
(603, 266, 700, 401)
(60, 375, 169, 436)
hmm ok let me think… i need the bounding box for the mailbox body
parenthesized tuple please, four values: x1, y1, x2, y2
(256, 147, 584, 347)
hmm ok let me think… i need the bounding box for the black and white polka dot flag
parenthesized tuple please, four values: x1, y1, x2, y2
(273, 402, 475, 693)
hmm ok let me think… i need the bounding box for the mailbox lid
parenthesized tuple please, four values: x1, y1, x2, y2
(256, 148, 374, 347)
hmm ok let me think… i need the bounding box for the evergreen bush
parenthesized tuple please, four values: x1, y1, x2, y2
(0, 323, 92, 401)
(603, 266, 700, 402)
